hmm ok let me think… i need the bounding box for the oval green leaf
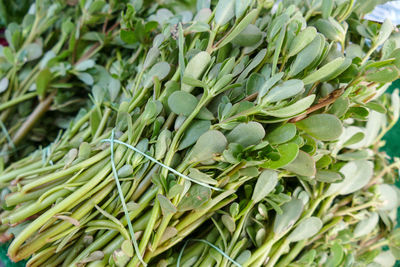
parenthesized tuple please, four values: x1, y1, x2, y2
(283, 150, 316, 177)
(177, 184, 211, 212)
(302, 57, 345, 85)
(188, 130, 228, 163)
(287, 217, 323, 242)
(252, 169, 278, 203)
(273, 198, 304, 236)
(227, 122, 266, 147)
(296, 114, 343, 141)
(266, 123, 297, 145)
(168, 91, 198, 116)
(178, 120, 211, 150)
(326, 160, 373, 195)
(263, 94, 315, 118)
(288, 26, 317, 57)
(263, 79, 304, 103)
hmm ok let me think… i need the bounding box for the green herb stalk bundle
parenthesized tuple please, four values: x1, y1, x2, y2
(1, 0, 400, 267)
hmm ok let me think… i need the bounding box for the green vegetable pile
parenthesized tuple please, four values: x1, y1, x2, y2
(1, 0, 400, 266)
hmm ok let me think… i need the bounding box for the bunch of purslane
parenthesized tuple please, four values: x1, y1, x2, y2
(1, 0, 400, 266)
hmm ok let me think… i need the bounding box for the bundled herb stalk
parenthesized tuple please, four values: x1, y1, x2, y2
(0, 0, 128, 163)
(1, 0, 400, 266)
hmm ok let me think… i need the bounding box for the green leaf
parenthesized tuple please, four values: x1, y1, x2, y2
(188, 168, 218, 185)
(36, 68, 52, 98)
(143, 100, 162, 121)
(90, 109, 101, 137)
(108, 79, 120, 102)
(144, 62, 170, 88)
(155, 129, 171, 160)
(237, 49, 267, 82)
(2, 47, 14, 64)
(214, 0, 235, 26)
(143, 47, 160, 70)
(327, 160, 373, 195)
(88, 0, 106, 13)
(354, 212, 379, 238)
(365, 67, 399, 83)
(283, 150, 316, 177)
(325, 243, 344, 267)
(75, 59, 95, 72)
(24, 43, 42, 61)
(314, 18, 345, 43)
(328, 97, 349, 117)
(316, 155, 332, 169)
(182, 75, 207, 88)
(218, 9, 259, 48)
(252, 169, 278, 203)
(0, 77, 9, 94)
(76, 72, 94, 85)
(268, 13, 289, 41)
(78, 142, 91, 160)
(261, 142, 299, 169)
(288, 35, 323, 77)
(188, 130, 228, 163)
(263, 95, 315, 118)
(287, 217, 322, 242)
(235, 0, 252, 18)
(255, 228, 267, 247)
(320, 57, 351, 82)
(271, 24, 286, 75)
(315, 170, 342, 183)
(117, 165, 133, 178)
(221, 214, 236, 233)
(374, 251, 396, 266)
(365, 101, 386, 114)
(295, 250, 317, 265)
(288, 27, 317, 58)
(376, 19, 393, 47)
(178, 120, 211, 150)
(273, 198, 304, 236)
(322, 0, 334, 18)
(342, 132, 365, 146)
(168, 91, 198, 116)
(246, 73, 264, 95)
(336, 150, 369, 161)
(296, 114, 343, 141)
(263, 79, 304, 103)
(168, 184, 183, 199)
(232, 24, 262, 47)
(377, 184, 398, 211)
(157, 194, 177, 216)
(227, 122, 265, 147)
(266, 123, 297, 145)
(302, 57, 345, 85)
(177, 184, 211, 212)
(258, 72, 284, 100)
(121, 240, 134, 257)
(218, 57, 236, 79)
(212, 74, 233, 94)
(182, 51, 211, 92)
(120, 30, 136, 44)
(187, 21, 210, 33)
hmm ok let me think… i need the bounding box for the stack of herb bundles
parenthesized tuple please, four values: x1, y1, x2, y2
(1, 0, 400, 266)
